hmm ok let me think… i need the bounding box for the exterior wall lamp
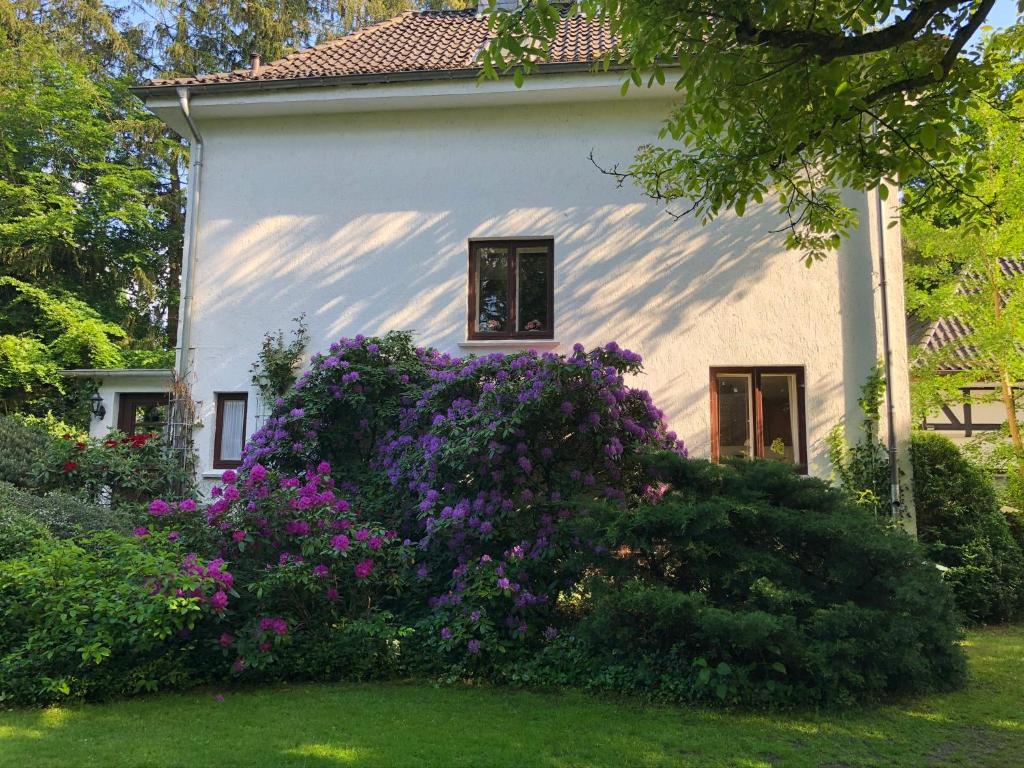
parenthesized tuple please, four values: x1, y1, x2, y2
(90, 391, 106, 421)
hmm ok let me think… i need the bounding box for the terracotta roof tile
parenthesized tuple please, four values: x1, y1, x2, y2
(145, 7, 615, 89)
(914, 258, 1024, 373)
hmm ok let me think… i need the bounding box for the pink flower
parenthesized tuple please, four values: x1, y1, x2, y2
(326, 587, 340, 602)
(232, 530, 246, 543)
(250, 464, 267, 483)
(148, 499, 170, 517)
(223, 486, 240, 501)
(354, 558, 374, 579)
(210, 590, 229, 612)
(368, 536, 382, 551)
(330, 534, 350, 551)
(354, 528, 370, 542)
(313, 564, 330, 578)
(317, 461, 331, 475)
(179, 499, 197, 512)
(231, 658, 246, 674)
(218, 632, 234, 648)
(221, 469, 237, 484)
(133, 526, 149, 537)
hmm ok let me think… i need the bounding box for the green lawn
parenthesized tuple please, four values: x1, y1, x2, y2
(1, 626, 1022, 768)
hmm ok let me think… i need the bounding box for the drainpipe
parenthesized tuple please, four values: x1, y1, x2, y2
(175, 87, 203, 381)
(874, 181, 903, 522)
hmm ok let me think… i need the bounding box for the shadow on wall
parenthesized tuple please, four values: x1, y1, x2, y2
(190, 112, 876, 470)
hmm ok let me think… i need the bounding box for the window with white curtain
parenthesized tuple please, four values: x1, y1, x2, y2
(214, 393, 248, 468)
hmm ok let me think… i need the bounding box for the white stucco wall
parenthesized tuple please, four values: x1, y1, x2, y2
(174, 83, 889, 484)
(83, 371, 173, 436)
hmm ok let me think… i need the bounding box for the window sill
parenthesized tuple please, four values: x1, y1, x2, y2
(458, 339, 561, 351)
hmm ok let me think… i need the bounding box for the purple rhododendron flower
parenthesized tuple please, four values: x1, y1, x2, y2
(326, 587, 340, 602)
(148, 499, 170, 517)
(331, 534, 350, 551)
(312, 564, 330, 578)
(133, 526, 148, 537)
(179, 498, 197, 512)
(440, 627, 453, 640)
(219, 633, 234, 648)
(368, 536, 382, 551)
(221, 469, 237, 484)
(354, 528, 370, 542)
(250, 463, 267, 483)
(210, 590, 229, 612)
(354, 558, 374, 579)
(167, 531, 180, 542)
(467, 639, 481, 654)
(232, 530, 246, 542)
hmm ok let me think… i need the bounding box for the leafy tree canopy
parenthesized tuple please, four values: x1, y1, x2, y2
(903, 41, 1024, 473)
(482, 0, 1023, 261)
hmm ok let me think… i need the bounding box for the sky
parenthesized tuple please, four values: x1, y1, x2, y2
(983, 0, 1021, 30)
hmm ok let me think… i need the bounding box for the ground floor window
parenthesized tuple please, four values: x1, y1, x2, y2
(710, 367, 807, 473)
(116, 393, 169, 436)
(214, 393, 248, 468)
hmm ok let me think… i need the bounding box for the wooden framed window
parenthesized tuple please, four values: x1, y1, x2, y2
(710, 367, 808, 474)
(214, 393, 248, 469)
(116, 393, 169, 436)
(467, 239, 554, 340)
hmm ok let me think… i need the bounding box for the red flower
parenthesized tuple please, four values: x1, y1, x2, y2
(62, 461, 78, 472)
(104, 439, 119, 448)
(74, 442, 86, 451)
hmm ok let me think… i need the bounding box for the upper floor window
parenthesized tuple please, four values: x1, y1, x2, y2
(710, 366, 807, 474)
(468, 239, 553, 340)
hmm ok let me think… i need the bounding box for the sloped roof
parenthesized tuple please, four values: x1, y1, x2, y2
(140, 7, 616, 91)
(912, 258, 1024, 373)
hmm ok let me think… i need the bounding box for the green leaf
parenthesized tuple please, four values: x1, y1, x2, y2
(920, 124, 937, 150)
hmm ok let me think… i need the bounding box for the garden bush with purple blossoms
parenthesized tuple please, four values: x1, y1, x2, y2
(0, 332, 967, 707)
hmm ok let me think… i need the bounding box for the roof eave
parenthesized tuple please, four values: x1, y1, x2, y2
(130, 61, 626, 101)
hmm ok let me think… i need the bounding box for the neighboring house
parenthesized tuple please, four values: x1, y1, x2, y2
(909, 258, 1024, 445)
(77, 3, 913, 494)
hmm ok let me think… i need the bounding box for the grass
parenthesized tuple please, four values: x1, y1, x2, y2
(0, 626, 1022, 768)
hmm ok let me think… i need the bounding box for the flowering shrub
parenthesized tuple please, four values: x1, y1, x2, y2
(144, 461, 413, 677)
(236, 332, 684, 667)
(0, 531, 220, 704)
(42, 430, 194, 509)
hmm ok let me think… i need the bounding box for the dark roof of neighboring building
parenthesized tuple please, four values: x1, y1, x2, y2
(911, 258, 1024, 373)
(137, 7, 616, 93)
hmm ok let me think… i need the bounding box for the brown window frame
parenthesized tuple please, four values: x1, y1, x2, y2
(116, 392, 169, 436)
(710, 366, 808, 475)
(213, 392, 249, 469)
(467, 238, 555, 340)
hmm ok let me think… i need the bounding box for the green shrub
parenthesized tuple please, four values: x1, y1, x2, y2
(38, 430, 194, 509)
(0, 481, 134, 539)
(911, 432, 1024, 624)
(0, 532, 215, 704)
(521, 456, 968, 708)
(0, 414, 59, 489)
(0, 506, 51, 560)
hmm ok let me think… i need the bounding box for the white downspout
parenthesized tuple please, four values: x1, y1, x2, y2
(175, 87, 203, 381)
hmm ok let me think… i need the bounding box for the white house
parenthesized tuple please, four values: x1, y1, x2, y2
(84, 4, 913, 508)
